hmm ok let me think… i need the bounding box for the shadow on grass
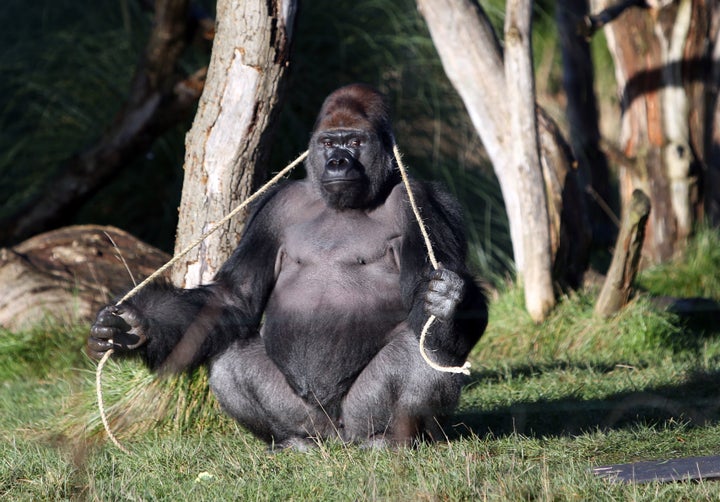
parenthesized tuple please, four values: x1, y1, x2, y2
(450, 365, 720, 440)
(448, 298, 720, 440)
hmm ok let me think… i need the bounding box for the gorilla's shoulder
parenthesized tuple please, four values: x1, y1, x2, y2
(392, 179, 462, 215)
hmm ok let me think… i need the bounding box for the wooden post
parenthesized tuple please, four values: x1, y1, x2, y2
(595, 189, 651, 317)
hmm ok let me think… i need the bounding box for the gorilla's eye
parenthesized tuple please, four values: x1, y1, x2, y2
(348, 139, 362, 148)
(323, 140, 334, 148)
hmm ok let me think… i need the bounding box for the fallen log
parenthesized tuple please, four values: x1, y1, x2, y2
(0, 225, 169, 331)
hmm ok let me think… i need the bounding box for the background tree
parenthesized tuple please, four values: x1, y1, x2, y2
(0, 0, 210, 247)
(556, 0, 615, 247)
(591, 0, 719, 263)
(417, 0, 591, 321)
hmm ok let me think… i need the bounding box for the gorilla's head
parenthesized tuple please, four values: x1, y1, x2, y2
(307, 84, 398, 210)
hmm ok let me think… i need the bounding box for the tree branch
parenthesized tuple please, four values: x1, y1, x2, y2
(578, 0, 648, 39)
(0, 0, 210, 246)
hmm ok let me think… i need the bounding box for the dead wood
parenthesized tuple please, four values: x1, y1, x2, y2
(595, 189, 651, 317)
(0, 225, 169, 331)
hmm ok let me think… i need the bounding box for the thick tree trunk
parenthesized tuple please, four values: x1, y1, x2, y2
(171, 0, 297, 287)
(0, 0, 205, 247)
(418, 0, 591, 320)
(594, 0, 710, 263)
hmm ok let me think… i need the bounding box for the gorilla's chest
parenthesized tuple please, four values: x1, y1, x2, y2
(274, 210, 404, 300)
(263, 210, 407, 406)
(286, 213, 400, 265)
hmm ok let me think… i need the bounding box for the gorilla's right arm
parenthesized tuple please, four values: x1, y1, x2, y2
(87, 187, 285, 372)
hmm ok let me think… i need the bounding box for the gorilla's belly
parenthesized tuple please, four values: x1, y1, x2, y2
(260, 307, 403, 409)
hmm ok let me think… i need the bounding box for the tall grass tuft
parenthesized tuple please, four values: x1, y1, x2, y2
(56, 360, 237, 447)
(473, 284, 682, 366)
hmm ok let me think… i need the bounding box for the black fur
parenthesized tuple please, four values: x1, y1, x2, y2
(88, 84, 488, 448)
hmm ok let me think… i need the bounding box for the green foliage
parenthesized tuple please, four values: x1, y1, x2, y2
(0, 323, 86, 381)
(0, 0, 203, 251)
(476, 286, 682, 365)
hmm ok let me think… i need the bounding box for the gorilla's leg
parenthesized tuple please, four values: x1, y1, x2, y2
(340, 327, 463, 446)
(209, 339, 337, 449)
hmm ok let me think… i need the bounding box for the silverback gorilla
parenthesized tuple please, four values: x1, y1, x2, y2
(88, 84, 488, 450)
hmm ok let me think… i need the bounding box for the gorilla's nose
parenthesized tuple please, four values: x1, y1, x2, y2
(326, 151, 352, 171)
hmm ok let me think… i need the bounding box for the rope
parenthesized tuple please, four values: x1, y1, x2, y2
(392, 145, 471, 376)
(96, 348, 131, 454)
(116, 150, 309, 306)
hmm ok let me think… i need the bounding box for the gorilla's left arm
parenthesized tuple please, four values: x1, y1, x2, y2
(400, 182, 488, 365)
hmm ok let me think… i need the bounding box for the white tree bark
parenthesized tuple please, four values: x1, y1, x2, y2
(416, 0, 521, 268)
(172, 0, 297, 287)
(418, 0, 556, 321)
(504, 0, 554, 321)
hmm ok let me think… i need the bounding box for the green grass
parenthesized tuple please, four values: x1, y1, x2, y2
(2, 230, 720, 499)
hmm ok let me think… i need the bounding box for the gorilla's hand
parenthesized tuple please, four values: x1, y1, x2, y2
(87, 305, 147, 360)
(424, 267, 465, 321)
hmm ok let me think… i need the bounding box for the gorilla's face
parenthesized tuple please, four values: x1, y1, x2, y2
(306, 84, 397, 210)
(311, 128, 387, 209)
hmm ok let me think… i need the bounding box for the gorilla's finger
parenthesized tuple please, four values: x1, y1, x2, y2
(95, 307, 132, 331)
(117, 305, 143, 329)
(87, 336, 114, 354)
(90, 325, 121, 340)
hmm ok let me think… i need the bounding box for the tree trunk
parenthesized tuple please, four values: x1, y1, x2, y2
(705, 8, 720, 226)
(171, 0, 297, 287)
(0, 0, 205, 247)
(418, 0, 591, 320)
(594, 0, 712, 263)
(595, 189, 651, 317)
(504, 0, 555, 321)
(556, 0, 615, 246)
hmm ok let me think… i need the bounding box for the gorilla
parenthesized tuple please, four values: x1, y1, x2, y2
(88, 84, 488, 450)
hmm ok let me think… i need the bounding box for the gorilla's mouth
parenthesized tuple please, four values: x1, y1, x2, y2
(321, 175, 362, 193)
(322, 178, 358, 192)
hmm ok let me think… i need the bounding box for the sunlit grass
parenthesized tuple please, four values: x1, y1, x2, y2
(3, 231, 720, 499)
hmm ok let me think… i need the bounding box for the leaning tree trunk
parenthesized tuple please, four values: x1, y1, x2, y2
(595, 189, 651, 317)
(418, 0, 592, 321)
(594, 0, 711, 263)
(171, 0, 297, 287)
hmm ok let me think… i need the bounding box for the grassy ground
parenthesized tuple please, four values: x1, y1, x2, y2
(2, 229, 720, 500)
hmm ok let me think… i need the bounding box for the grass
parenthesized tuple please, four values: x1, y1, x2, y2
(2, 229, 720, 500)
